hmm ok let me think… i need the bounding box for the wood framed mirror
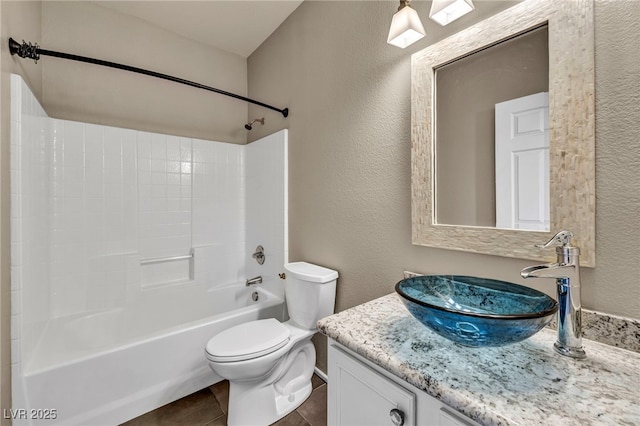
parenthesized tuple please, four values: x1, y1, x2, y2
(411, 0, 595, 266)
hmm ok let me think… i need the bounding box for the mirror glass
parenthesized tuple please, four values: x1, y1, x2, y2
(411, 0, 596, 266)
(434, 26, 549, 231)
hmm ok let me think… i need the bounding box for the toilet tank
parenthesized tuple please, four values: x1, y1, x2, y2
(284, 262, 338, 330)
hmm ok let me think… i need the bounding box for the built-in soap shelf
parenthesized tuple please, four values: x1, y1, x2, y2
(140, 250, 194, 289)
(140, 253, 194, 265)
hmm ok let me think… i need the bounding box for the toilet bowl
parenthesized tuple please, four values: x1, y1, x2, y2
(205, 262, 338, 426)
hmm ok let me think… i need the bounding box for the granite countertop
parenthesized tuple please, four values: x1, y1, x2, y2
(318, 293, 640, 426)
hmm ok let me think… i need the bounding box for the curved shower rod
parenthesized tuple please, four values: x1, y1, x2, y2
(8, 38, 289, 118)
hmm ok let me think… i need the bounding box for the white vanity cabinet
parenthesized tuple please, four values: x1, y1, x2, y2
(328, 341, 479, 426)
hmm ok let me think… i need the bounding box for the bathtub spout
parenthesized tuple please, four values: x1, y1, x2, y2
(246, 276, 263, 286)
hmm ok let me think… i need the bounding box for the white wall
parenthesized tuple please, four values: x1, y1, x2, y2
(245, 130, 288, 300)
(9, 75, 50, 384)
(2, 3, 44, 418)
(42, 122, 247, 320)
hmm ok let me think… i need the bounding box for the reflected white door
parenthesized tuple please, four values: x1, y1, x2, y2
(495, 92, 549, 230)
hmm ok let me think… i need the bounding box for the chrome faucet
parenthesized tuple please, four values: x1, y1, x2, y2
(252, 245, 265, 265)
(521, 231, 586, 359)
(245, 276, 263, 287)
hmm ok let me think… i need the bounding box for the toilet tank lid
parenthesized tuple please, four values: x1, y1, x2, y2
(284, 262, 339, 283)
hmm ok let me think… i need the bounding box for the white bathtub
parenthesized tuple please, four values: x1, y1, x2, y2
(15, 283, 285, 425)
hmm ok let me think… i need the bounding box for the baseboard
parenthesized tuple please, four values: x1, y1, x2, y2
(314, 366, 328, 383)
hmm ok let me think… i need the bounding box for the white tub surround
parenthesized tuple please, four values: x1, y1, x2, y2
(318, 294, 640, 426)
(10, 74, 289, 425)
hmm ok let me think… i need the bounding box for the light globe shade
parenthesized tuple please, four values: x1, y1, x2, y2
(429, 0, 475, 26)
(387, 5, 426, 48)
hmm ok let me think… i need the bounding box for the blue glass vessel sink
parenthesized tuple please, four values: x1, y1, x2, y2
(395, 275, 558, 347)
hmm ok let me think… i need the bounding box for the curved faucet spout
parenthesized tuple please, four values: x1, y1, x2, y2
(521, 263, 576, 280)
(520, 231, 585, 359)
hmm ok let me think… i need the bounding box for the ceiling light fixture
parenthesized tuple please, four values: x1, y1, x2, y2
(429, 0, 475, 26)
(387, 0, 426, 49)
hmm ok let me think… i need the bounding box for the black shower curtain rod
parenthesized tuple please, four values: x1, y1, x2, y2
(8, 38, 289, 118)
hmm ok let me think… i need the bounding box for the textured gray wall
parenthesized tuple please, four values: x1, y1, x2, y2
(247, 1, 640, 373)
(41, 1, 248, 144)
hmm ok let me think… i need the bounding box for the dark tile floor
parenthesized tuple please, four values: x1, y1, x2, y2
(121, 374, 327, 426)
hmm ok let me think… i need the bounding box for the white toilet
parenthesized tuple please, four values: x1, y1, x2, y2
(205, 261, 338, 426)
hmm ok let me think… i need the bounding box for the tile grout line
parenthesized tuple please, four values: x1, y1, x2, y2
(296, 383, 327, 426)
(203, 413, 226, 426)
(208, 385, 228, 417)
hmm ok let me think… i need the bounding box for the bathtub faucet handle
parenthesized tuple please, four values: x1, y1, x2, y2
(252, 245, 265, 265)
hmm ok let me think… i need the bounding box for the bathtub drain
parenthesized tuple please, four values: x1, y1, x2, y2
(252, 292, 259, 302)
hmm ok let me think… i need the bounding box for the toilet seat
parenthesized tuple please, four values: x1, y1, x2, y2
(205, 318, 291, 363)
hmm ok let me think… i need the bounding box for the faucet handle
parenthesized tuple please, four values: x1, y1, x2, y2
(535, 230, 574, 249)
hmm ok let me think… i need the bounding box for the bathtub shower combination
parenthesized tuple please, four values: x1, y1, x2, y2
(10, 75, 289, 425)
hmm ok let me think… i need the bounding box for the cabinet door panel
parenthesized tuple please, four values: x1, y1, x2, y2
(329, 346, 415, 426)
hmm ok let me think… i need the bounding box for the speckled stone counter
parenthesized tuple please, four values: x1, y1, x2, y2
(318, 294, 640, 426)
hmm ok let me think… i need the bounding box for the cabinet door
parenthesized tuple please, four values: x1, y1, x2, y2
(329, 345, 415, 426)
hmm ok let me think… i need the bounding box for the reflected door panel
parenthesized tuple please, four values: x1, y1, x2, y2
(495, 92, 549, 231)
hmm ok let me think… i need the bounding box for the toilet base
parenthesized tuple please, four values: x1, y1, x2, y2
(227, 340, 315, 426)
(228, 380, 312, 426)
